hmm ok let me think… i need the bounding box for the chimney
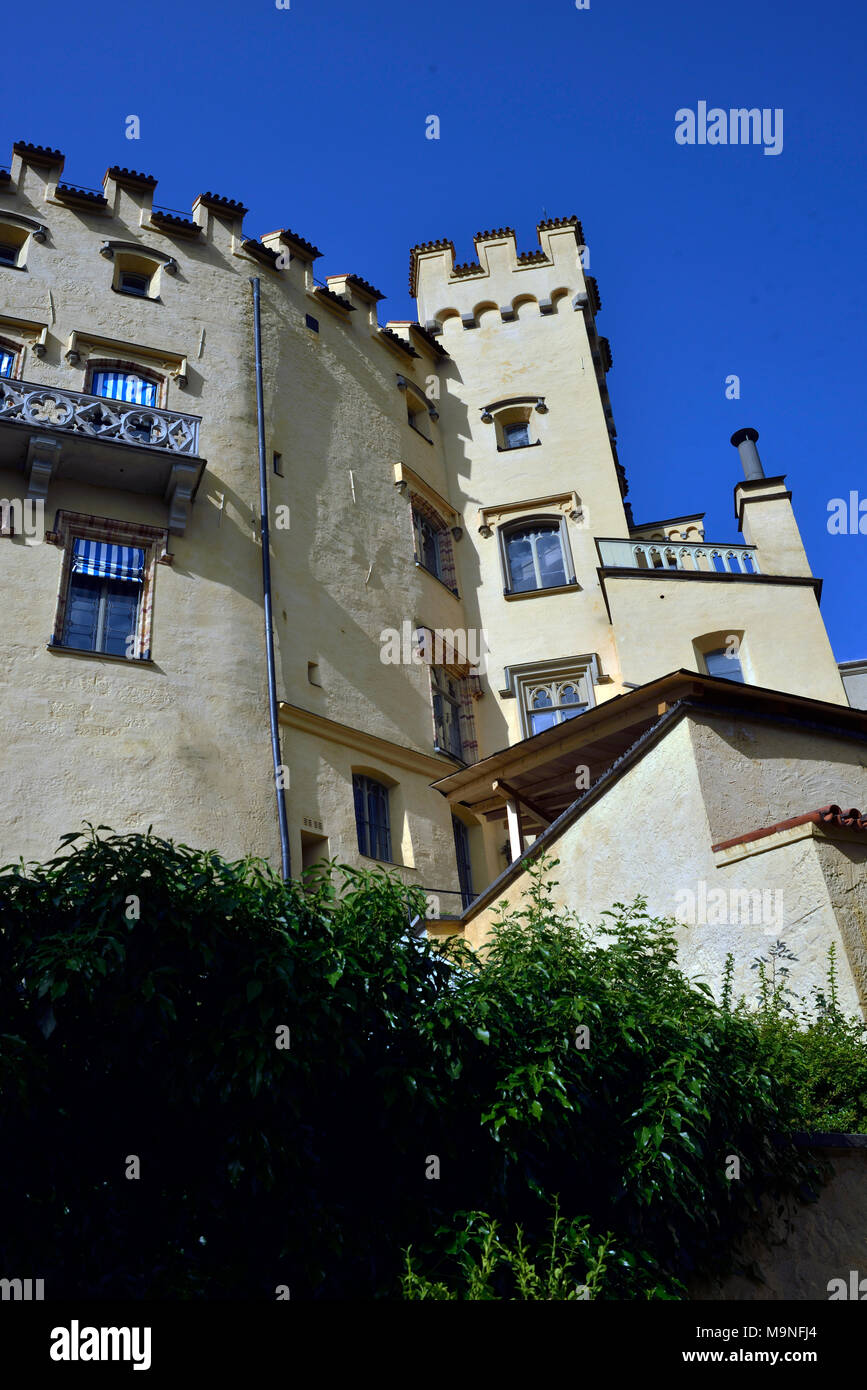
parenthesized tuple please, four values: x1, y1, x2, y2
(730, 426, 764, 481)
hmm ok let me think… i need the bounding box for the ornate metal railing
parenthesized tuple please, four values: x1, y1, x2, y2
(598, 538, 760, 575)
(0, 376, 200, 456)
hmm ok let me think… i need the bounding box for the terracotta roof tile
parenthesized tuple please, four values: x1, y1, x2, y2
(13, 141, 64, 163)
(713, 805, 867, 852)
(106, 166, 157, 189)
(197, 191, 248, 216)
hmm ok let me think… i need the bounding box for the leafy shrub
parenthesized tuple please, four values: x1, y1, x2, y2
(0, 829, 852, 1299)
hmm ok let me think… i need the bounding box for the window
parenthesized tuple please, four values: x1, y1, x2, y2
(273, 451, 283, 476)
(62, 539, 145, 657)
(413, 507, 442, 578)
(432, 666, 464, 759)
(503, 519, 572, 593)
(119, 270, 150, 297)
(452, 816, 475, 910)
(503, 421, 531, 449)
(704, 647, 745, 683)
(353, 774, 392, 861)
(526, 680, 588, 734)
(0, 223, 27, 268)
(88, 368, 160, 443)
(90, 369, 159, 407)
(0, 347, 15, 378)
(407, 396, 431, 440)
(305, 313, 319, 332)
(506, 655, 598, 738)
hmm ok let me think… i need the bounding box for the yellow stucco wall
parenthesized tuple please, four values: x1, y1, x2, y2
(460, 714, 867, 1017)
(0, 147, 856, 910)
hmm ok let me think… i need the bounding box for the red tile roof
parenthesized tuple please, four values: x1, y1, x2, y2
(713, 805, 867, 852)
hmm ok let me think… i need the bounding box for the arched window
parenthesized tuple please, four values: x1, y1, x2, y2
(502, 518, 573, 593)
(352, 774, 392, 861)
(527, 680, 588, 734)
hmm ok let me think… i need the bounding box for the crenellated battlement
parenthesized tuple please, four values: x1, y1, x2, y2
(0, 141, 597, 389)
(409, 216, 590, 327)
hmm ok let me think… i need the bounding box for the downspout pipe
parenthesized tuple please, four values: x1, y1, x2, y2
(250, 277, 291, 880)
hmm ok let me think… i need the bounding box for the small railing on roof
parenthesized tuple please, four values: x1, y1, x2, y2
(598, 538, 760, 575)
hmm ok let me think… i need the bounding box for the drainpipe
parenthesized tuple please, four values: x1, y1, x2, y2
(250, 277, 291, 880)
(730, 427, 765, 480)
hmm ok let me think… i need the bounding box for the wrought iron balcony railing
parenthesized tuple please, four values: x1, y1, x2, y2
(598, 538, 760, 575)
(0, 376, 200, 456)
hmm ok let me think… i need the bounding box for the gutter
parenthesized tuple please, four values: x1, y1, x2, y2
(250, 277, 291, 879)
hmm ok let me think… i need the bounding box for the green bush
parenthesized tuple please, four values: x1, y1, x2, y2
(0, 829, 854, 1299)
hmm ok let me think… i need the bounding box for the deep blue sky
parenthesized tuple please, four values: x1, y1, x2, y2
(5, 0, 865, 659)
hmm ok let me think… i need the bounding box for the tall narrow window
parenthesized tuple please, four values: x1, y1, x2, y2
(0, 347, 14, 378)
(452, 816, 475, 910)
(353, 774, 392, 861)
(504, 520, 571, 593)
(704, 647, 745, 683)
(413, 507, 443, 579)
(432, 667, 464, 760)
(62, 539, 144, 657)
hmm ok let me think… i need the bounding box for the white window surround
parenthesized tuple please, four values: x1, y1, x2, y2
(499, 655, 600, 738)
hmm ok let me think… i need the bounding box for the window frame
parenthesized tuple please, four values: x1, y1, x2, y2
(0, 335, 21, 379)
(503, 420, 532, 450)
(452, 815, 475, 910)
(703, 646, 746, 683)
(352, 773, 393, 862)
(62, 566, 143, 659)
(431, 665, 465, 760)
(0, 223, 28, 270)
(86, 359, 165, 406)
(499, 514, 576, 595)
(47, 510, 171, 663)
(506, 655, 599, 739)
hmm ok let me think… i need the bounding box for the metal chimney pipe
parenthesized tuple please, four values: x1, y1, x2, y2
(730, 427, 764, 480)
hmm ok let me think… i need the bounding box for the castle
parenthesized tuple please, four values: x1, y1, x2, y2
(2, 140, 866, 1011)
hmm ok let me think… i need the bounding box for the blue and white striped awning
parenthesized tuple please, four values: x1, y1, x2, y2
(72, 538, 145, 582)
(90, 370, 157, 407)
(0, 349, 14, 379)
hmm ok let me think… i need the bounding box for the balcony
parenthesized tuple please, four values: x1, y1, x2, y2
(0, 376, 204, 534)
(597, 538, 760, 576)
